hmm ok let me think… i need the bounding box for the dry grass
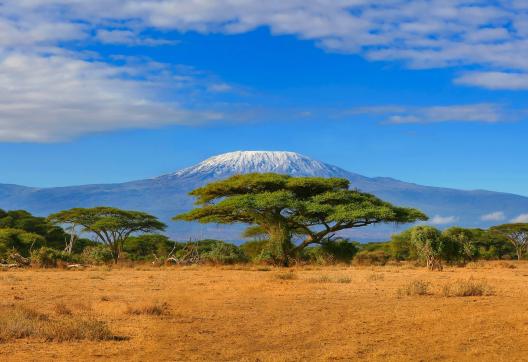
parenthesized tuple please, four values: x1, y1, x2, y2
(397, 280, 431, 296)
(366, 273, 385, 282)
(126, 302, 170, 316)
(274, 271, 297, 280)
(0, 262, 527, 361)
(0, 306, 114, 343)
(307, 274, 332, 283)
(442, 278, 494, 297)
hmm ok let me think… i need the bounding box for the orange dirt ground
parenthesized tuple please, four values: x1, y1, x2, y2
(1, 262, 528, 361)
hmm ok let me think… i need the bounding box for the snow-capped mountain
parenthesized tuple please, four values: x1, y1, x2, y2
(161, 151, 350, 179)
(1, 151, 528, 241)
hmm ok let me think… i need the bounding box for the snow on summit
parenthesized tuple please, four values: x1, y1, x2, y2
(168, 151, 348, 178)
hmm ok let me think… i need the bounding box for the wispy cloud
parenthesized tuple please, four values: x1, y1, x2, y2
(511, 214, 528, 223)
(429, 215, 458, 225)
(481, 211, 506, 222)
(344, 104, 507, 125)
(1, 1, 528, 141)
(455, 72, 528, 90)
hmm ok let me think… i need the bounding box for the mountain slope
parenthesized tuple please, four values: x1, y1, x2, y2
(1, 151, 527, 241)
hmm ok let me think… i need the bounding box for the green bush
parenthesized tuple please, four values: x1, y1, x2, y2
(201, 241, 247, 264)
(353, 250, 390, 266)
(31, 247, 73, 268)
(123, 234, 175, 261)
(81, 244, 114, 265)
(240, 239, 268, 261)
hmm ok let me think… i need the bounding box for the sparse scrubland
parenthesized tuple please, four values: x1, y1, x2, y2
(1, 262, 528, 361)
(2, 174, 528, 360)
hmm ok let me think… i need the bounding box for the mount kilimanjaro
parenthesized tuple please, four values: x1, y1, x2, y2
(1, 151, 527, 241)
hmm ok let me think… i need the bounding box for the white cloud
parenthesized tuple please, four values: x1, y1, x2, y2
(481, 211, 506, 222)
(96, 30, 178, 46)
(429, 215, 458, 225)
(0, 53, 224, 142)
(1, 1, 528, 140)
(3, 1, 528, 75)
(511, 214, 528, 223)
(346, 104, 506, 124)
(455, 72, 528, 90)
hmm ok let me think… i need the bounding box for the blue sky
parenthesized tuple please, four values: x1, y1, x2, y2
(1, 1, 528, 195)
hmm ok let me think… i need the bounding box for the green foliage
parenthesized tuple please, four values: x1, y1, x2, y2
(81, 244, 114, 265)
(174, 173, 427, 266)
(442, 227, 478, 262)
(123, 234, 173, 261)
(49, 207, 166, 263)
(0, 209, 67, 250)
(353, 250, 390, 266)
(490, 223, 528, 260)
(390, 229, 417, 260)
(201, 241, 247, 264)
(0, 228, 45, 258)
(303, 238, 359, 264)
(240, 239, 268, 261)
(30, 247, 75, 268)
(409, 226, 445, 270)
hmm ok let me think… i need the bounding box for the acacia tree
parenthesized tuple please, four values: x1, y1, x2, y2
(410, 226, 445, 270)
(490, 224, 528, 260)
(48, 207, 166, 263)
(174, 173, 427, 265)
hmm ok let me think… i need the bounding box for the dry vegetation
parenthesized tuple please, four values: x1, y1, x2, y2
(1, 262, 528, 361)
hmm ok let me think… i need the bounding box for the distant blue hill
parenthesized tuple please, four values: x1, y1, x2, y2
(1, 151, 526, 242)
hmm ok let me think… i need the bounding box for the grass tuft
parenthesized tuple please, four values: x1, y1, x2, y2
(397, 280, 430, 297)
(442, 278, 494, 297)
(126, 302, 170, 316)
(0, 306, 115, 342)
(307, 275, 332, 283)
(366, 273, 385, 282)
(274, 271, 297, 280)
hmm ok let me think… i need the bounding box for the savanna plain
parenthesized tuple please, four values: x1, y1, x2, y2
(1, 262, 528, 361)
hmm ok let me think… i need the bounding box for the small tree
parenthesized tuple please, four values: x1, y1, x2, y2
(443, 227, 477, 262)
(174, 173, 427, 266)
(410, 226, 444, 270)
(490, 224, 528, 260)
(48, 207, 166, 263)
(0, 228, 45, 258)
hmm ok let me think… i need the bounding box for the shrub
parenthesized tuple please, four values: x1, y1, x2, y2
(123, 234, 175, 261)
(81, 244, 114, 265)
(302, 239, 359, 265)
(201, 241, 247, 264)
(442, 278, 494, 297)
(31, 247, 74, 268)
(397, 280, 430, 296)
(353, 250, 390, 266)
(240, 239, 268, 261)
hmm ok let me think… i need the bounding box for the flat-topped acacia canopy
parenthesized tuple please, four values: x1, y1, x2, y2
(174, 173, 428, 265)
